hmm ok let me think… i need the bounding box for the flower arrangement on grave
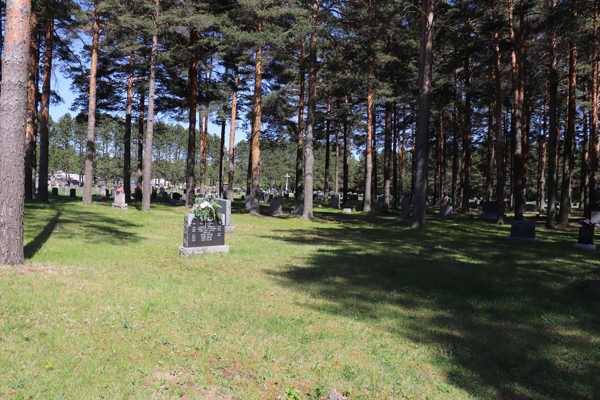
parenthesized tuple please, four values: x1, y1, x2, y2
(580, 219, 596, 228)
(191, 197, 222, 224)
(117, 187, 124, 193)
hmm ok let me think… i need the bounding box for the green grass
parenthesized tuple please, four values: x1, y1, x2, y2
(1, 195, 599, 399)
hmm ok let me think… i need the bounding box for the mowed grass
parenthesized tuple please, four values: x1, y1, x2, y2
(1, 195, 599, 399)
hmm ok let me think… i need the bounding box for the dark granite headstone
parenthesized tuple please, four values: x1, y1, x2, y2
(578, 227, 594, 245)
(331, 195, 340, 209)
(52, 187, 58, 196)
(151, 189, 157, 200)
(284, 193, 289, 198)
(398, 196, 411, 221)
(440, 205, 453, 217)
(510, 221, 536, 239)
(482, 201, 499, 215)
(172, 192, 181, 201)
(469, 201, 478, 210)
(377, 195, 384, 204)
(268, 197, 284, 214)
(214, 199, 232, 227)
(183, 215, 224, 247)
(70, 189, 76, 197)
(524, 203, 537, 213)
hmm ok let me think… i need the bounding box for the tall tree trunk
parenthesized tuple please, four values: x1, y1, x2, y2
(399, 109, 406, 199)
(250, 43, 263, 215)
(590, 3, 598, 217)
(199, 106, 207, 196)
(303, 4, 319, 220)
(142, 0, 159, 212)
(538, 93, 547, 215)
(372, 102, 377, 198)
(185, 30, 197, 207)
(324, 100, 331, 199)
(246, 130, 252, 195)
(582, 94, 589, 213)
(438, 113, 445, 198)
(523, 90, 530, 202)
(558, 35, 577, 225)
(343, 93, 349, 205)
(546, 0, 558, 228)
(494, 0, 505, 223)
(38, 16, 53, 203)
(452, 69, 460, 207)
(0, 0, 32, 265)
(511, 0, 526, 219)
(487, 104, 494, 200)
(296, 42, 305, 199)
(334, 106, 340, 196)
(24, 12, 37, 201)
(124, 64, 133, 203)
(227, 73, 238, 202)
(219, 120, 226, 197)
(136, 88, 144, 201)
(462, 24, 473, 214)
(83, 7, 98, 205)
(412, 0, 434, 229)
(364, 83, 374, 212)
(393, 104, 398, 207)
(383, 101, 392, 211)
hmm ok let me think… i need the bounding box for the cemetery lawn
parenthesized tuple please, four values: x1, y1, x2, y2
(1, 197, 599, 400)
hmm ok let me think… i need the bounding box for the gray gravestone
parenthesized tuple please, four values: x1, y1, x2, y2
(508, 220, 539, 241)
(268, 197, 285, 214)
(293, 198, 304, 214)
(481, 201, 499, 220)
(245, 196, 253, 210)
(397, 196, 412, 223)
(215, 199, 235, 233)
(377, 195, 384, 204)
(590, 211, 600, 225)
(440, 205, 453, 217)
(112, 192, 128, 210)
(331, 194, 340, 209)
(180, 214, 228, 255)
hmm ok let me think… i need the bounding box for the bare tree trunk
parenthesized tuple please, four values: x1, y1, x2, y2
(581, 87, 589, 214)
(335, 107, 340, 197)
(250, 43, 263, 215)
(324, 100, 331, 198)
(452, 69, 460, 207)
(38, 16, 53, 203)
(494, 0, 505, 223)
(487, 104, 494, 200)
(558, 35, 577, 225)
(199, 106, 207, 196)
(590, 3, 598, 216)
(24, 13, 37, 201)
(393, 104, 398, 207)
(372, 102, 378, 198)
(399, 107, 406, 199)
(439, 113, 445, 198)
(343, 94, 349, 205)
(83, 7, 98, 206)
(0, 0, 32, 265)
(303, 5, 319, 220)
(546, 0, 558, 228)
(219, 120, 226, 197)
(185, 30, 197, 207)
(511, 0, 526, 220)
(142, 0, 159, 212)
(227, 73, 238, 202)
(124, 64, 133, 203)
(296, 42, 305, 199)
(136, 88, 144, 201)
(383, 101, 392, 211)
(538, 93, 547, 215)
(412, 0, 434, 229)
(461, 24, 473, 214)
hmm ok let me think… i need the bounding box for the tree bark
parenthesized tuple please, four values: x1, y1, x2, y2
(393, 103, 398, 207)
(383, 101, 392, 211)
(296, 42, 305, 199)
(227, 73, 238, 202)
(494, 0, 505, 223)
(136, 88, 144, 201)
(461, 23, 473, 214)
(343, 93, 349, 205)
(581, 86, 589, 214)
(219, 120, 226, 197)
(185, 31, 197, 207)
(83, 6, 98, 205)
(412, 0, 434, 229)
(590, 2, 598, 216)
(0, 0, 31, 265)
(324, 100, 331, 199)
(38, 16, 53, 203)
(303, 5, 319, 220)
(546, 0, 558, 228)
(364, 83, 374, 212)
(511, 0, 526, 219)
(24, 12, 37, 201)
(142, 0, 159, 212)
(250, 43, 262, 215)
(557, 35, 577, 225)
(538, 93, 547, 216)
(487, 104, 494, 201)
(124, 63, 133, 203)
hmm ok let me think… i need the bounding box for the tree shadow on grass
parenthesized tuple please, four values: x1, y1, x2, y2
(24, 204, 143, 258)
(265, 218, 600, 400)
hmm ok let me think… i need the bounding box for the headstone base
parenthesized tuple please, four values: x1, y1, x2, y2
(179, 245, 229, 255)
(506, 236, 540, 242)
(225, 226, 236, 234)
(480, 213, 498, 220)
(112, 203, 128, 210)
(574, 243, 596, 250)
(396, 217, 412, 224)
(342, 208, 352, 214)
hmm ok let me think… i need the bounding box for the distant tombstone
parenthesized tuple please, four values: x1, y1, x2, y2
(284, 193, 289, 199)
(52, 187, 58, 196)
(183, 189, 187, 194)
(172, 192, 181, 201)
(397, 196, 412, 223)
(578, 227, 594, 245)
(268, 197, 285, 214)
(293, 198, 304, 215)
(263, 193, 271, 204)
(160, 187, 165, 194)
(342, 208, 352, 214)
(112, 190, 116, 199)
(112, 192, 128, 210)
(245, 195, 253, 210)
(377, 195, 384, 204)
(180, 214, 228, 255)
(70, 188, 76, 197)
(440, 205, 453, 217)
(331, 194, 340, 209)
(469, 200, 478, 210)
(215, 199, 235, 233)
(524, 203, 537, 213)
(63, 186, 69, 195)
(151, 189, 157, 200)
(481, 201, 499, 220)
(241, 195, 245, 201)
(508, 220, 539, 241)
(591, 211, 600, 225)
